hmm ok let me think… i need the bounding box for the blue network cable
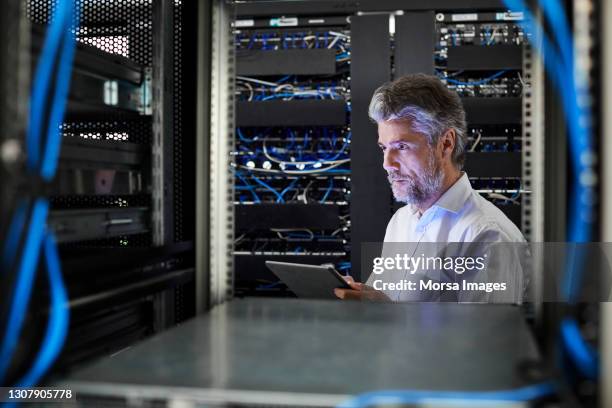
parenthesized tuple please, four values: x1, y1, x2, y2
(234, 171, 261, 203)
(324, 133, 351, 161)
(532, 0, 594, 247)
(337, 382, 556, 408)
(503, 0, 598, 380)
(337, 262, 351, 276)
(41, 2, 79, 180)
(264, 132, 350, 167)
(438, 70, 507, 86)
(237, 128, 257, 143)
(560, 318, 598, 379)
(256, 281, 283, 290)
(336, 52, 350, 60)
(278, 177, 300, 203)
(0, 199, 49, 384)
(17, 232, 69, 388)
(320, 178, 334, 203)
(287, 129, 296, 149)
(503, 1, 593, 244)
(252, 176, 284, 202)
(260, 92, 331, 101)
(1, 0, 78, 386)
(2, 201, 29, 271)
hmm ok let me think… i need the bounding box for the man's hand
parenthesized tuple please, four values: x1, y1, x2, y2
(334, 276, 391, 301)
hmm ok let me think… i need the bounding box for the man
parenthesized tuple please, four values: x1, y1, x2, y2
(335, 74, 527, 302)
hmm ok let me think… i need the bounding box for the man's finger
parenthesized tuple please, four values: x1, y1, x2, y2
(334, 288, 346, 299)
(349, 282, 365, 290)
(334, 288, 362, 300)
(342, 275, 355, 284)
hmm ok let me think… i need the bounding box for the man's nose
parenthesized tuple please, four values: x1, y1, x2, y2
(382, 150, 399, 172)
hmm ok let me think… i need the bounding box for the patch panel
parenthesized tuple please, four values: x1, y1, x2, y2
(438, 23, 525, 47)
(433, 15, 527, 235)
(236, 76, 350, 101)
(235, 29, 350, 52)
(233, 23, 352, 296)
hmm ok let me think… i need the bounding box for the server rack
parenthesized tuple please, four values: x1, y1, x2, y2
(230, 2, 603, 406)
(431, 12, 527, 233)
(0, 0, 200, 381)
(231, 15, 352, 296)
(233, 1, 540, 290)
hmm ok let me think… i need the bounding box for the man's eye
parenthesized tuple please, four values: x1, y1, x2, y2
(397, 144, 409, 150)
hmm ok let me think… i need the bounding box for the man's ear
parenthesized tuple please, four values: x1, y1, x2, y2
(438, 128, 456, 160)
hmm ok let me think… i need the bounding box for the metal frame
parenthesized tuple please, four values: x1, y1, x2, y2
(208, 0, 235, 306)
(235, 0, 507, 17)
(574, 1, 607, 404)
(522, 22, 545, 243)
(519, 13, 545, 318)
(196, 0, 213, 313)
(598, 0, 612, 402)
(152, 0, 176, 329)
(152, 0, 175, 247)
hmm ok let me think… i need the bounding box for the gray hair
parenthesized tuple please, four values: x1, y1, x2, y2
(368, 74, 468, 169)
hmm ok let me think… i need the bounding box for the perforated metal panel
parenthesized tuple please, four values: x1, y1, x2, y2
(27, 0, 191, 246)
(61, 121, 152, 144)
(27, 0, 153, 66)
(22, 0, 196, 372)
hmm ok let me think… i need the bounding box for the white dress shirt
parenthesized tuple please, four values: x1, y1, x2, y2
(383, 172, 524, 243)
(366, 173, 528, 303)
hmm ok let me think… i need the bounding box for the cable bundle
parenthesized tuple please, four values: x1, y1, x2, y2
(502, 0, 599, 381)
(0, 0, 79, 390)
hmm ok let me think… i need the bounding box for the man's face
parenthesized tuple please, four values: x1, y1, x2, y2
(377, 120, 444, 206)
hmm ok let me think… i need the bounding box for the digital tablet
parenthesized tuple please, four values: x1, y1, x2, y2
(265, 260, 351, 299)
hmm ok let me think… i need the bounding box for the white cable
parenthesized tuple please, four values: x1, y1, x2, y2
(300, 180, 315, 204)
(272, 228, 315, 241)
(236, 76, 278, 87)
(302, 35, 316, 48)
(487, 27, 500, 45)
(328, 30, 349, 38)
(328, 35, 341, 49)
(262, 139, 348, 165)
(239, 81, 254, 101)
(470, 131, 482, 152)
(237, 160, 350, 175)
(274, 84, 294, 93)
(487, 193, 519, 204)
(517, 71, 530, 89)
(281, 160, 350, 174)
(331, 227, 343, 236)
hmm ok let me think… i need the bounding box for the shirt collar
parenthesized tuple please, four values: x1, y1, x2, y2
(408, 173, 472, 232)
(410, 172, 471, 216)
(432, 172, 472, 214)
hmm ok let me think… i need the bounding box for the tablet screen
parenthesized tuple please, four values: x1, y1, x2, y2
(265, 261, 350, 299)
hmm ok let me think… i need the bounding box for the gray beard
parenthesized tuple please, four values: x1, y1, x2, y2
(388, 153, 444, 206)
